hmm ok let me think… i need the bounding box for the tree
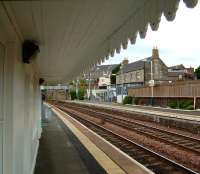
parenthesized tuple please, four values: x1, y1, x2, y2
(110, 64, 121, 84)
(123, 96, 133, 104)
(70, 90, 77, 100)
(69, 79, 87, 100)
(79, 79, 87, 90)
(195, 66, 200, 79)
(78, 89, 86, 100)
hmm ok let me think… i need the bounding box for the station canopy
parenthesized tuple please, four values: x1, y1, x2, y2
(1, 0, 198, 83)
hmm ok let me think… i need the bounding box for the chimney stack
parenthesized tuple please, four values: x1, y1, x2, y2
(152, 46, 159, 59)
(122, 57, 129, 65)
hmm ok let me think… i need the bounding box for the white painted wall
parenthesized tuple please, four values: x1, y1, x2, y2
(0, 5, 42, 174)
(98, 77, 111, 87)
(117, 94, 127, 103)
(1, 43, 42, 174)
(1, 41, 42, 174)
(0, 42, 5, 174)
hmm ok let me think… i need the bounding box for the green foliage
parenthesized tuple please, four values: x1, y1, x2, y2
(185, 105, 194, 110)
(123, 96, 133, 104)
(168, 100, 194, 110)
(168, 100, 178, 109)
(77, 89, 86, 100)
(179, 100, 193, 109)
(69, 81, 74, 85)
(112, 64, 121, 74)
(79, 79, 87, 90)
(110, 64, 121, 84)
(195, 66, 200, 79)
(132, 96, 139, 105)
(69, 78, 87, 100)
(110, 74, 116, 84)
(70, 90, 77, 100)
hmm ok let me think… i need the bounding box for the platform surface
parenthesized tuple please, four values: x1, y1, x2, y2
(34, 105, 108, 174)
(51, 104, 151, 174)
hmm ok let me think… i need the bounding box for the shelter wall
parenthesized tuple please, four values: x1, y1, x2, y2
(0, 5, 41, 174)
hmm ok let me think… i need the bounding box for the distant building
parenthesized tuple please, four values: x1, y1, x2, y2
(84, 64, 117, 88)
(82, 64, 117, 101)
(168, 64, 194, 81)
(41, 85, 69, 100)
(98, 76, 111, 88)
(116, 47, 168, 97)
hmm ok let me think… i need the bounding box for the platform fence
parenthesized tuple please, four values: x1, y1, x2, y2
(128, 80, 200, 109)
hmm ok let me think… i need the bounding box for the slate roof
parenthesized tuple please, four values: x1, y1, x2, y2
(84, 64, 117, 79)
(168, 64, 185, 70)
(96, 64, 117, 73)
(118, 57, 152, 74)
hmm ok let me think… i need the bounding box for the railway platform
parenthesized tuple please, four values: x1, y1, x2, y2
(34, 104, 107, 174)
(34, 104, 152, 174)
(70, 101, 200, 122)
(63, 100, 200, 135)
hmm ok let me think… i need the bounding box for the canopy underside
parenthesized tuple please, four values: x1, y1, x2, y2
(1, 0, 198, 83)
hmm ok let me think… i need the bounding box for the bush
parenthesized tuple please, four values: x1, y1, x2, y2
(77, 89, 85, 100)
(179, 100, 193, 110)
(168, 99, 194, 110)
(195, 66, 200, 79)
(110, 64, 121, 84)
(132, 96, 139, 105)
(185, 105, 194, 110)
(123, 96, 133, 104)
(168, 100, 178, 109)
(70, 90, 77, 100)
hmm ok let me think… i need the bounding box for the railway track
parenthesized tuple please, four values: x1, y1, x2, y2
(54, 104, 198, 174)
(56, 102, 200, 155)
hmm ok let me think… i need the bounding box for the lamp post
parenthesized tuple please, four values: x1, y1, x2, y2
(88, 72, 91, 100)
(150, 60, 154, 105)
(143, 58, 154, 105)
(76, 78, 79, 99)
(111, 73, 116, 103)
(142, 58, 147, 85)
(120, 63, 124, 103)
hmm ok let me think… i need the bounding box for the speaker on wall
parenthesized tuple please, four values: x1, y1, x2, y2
(39, 78, 45, 85)
(22, 40, 39, 64)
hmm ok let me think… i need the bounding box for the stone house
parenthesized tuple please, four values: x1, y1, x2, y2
(84, 64, 117, 89)
(168, 64, 194, 81)
(116, 47, 168, 95)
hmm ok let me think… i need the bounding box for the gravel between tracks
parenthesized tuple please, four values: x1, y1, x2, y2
(54, 103, 200, 173)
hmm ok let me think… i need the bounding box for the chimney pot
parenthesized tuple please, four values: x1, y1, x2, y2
(122, 58, 129, 65)
(152, 47, 159, 59)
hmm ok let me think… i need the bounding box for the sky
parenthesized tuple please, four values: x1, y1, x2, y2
(102, 1, 200, 69)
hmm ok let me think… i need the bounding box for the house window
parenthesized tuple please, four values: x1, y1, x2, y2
(124, 74, 126, 81)
(121, 75, 123, 83)
(136, 72, 140, 80)
(119, 75, 122, 83)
